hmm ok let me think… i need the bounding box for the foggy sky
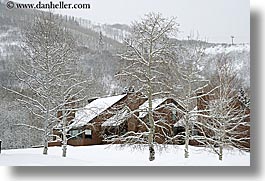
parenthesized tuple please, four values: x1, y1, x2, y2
(14, 0, 250, 43)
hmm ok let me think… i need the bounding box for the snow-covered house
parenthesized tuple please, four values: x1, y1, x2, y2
(66, 94, 126, 146)
(51, 92, 188, 146)
(102, 97, 186, 144)
(52, 92, 147, 146)
(101, 107, 139, 141)
(137, 98, 186, 144)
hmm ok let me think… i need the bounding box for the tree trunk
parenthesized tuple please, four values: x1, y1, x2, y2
(219, 146, 223, 161)
(62, 145, 67, 157)
(43, 139, 48, 155)
(62, 108, 67, 157)
(148, 111, 155, 161)
(43, 108, 50, 155)
(147, 42, 155, 161)
(149, 140, 155, 161)
(184, 139, 189, 158)
(219, 123, 225, 161)
(148, 94, 155, 161)
(184, 80, 192, 159)
(184, 115, 189, 158)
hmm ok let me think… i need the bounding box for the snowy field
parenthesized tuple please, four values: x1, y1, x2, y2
(0, 145, 250, 166)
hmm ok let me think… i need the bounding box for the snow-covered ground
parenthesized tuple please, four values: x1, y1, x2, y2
(0, 145, 250, 166)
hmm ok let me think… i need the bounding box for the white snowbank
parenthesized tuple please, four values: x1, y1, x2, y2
(0, 145, 250, 166)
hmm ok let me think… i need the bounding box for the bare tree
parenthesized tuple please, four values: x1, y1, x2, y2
(195, 53, 250, 161)
(56, 84, 87, 157)
(115, 12, 178, 161)
(167, 39, 217, 158)
(3, 12, 87, 156)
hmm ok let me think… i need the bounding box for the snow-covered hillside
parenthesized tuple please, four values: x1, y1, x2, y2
(204, 44, 250, 88)
(79, 19, 131, 43)
(205, 44, 250, 54)
(0, 26, 21, 57)
(0, 145, 250, 166)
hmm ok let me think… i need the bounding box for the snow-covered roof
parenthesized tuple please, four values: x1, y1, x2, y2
(174, 118, 185, 127)
(102, 108, 129, 127)
(71, 94, 126, 127)
(159, 102, 186, 114)
(138, 98, 166, 118)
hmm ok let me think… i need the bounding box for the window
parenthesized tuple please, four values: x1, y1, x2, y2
(172, 109, 177, 122)
(174, 126, 185, 135)
(69, 129, 82, 139)
(85, 129, 92, 139)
